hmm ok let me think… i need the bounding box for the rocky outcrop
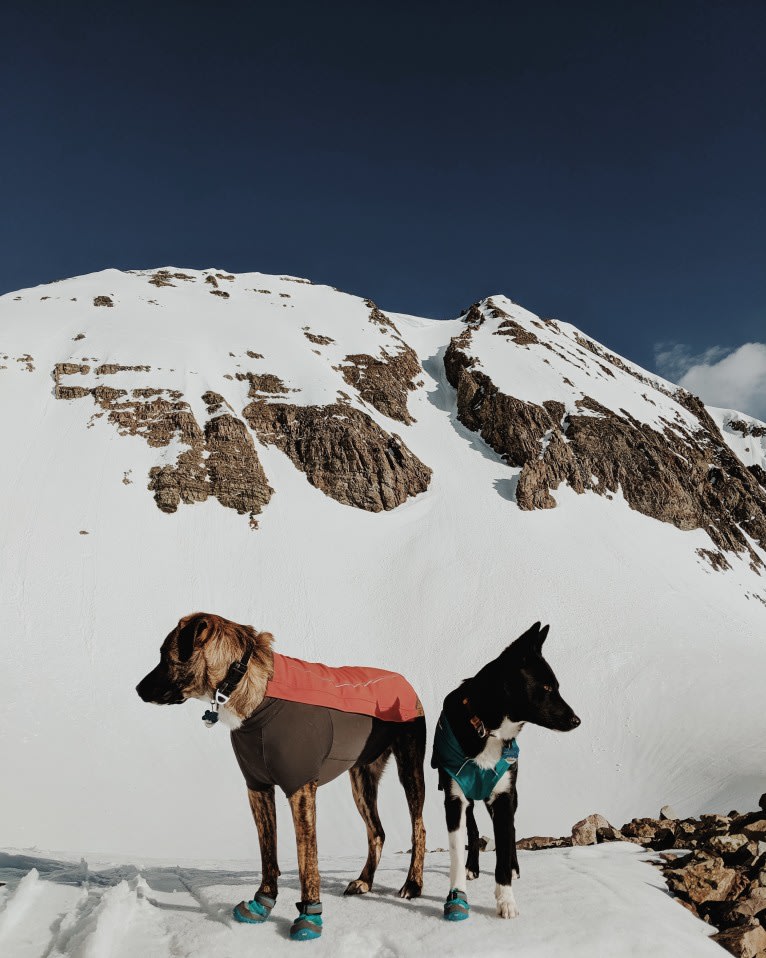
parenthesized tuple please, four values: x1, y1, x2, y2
(148, 446, 208, 513)
(148, 270, 196, 287)
(95, 363, 151, 375)
(236, 372, 293, 396)
(242, 400, 431, 512)
(444, 305, 766, 569)
(303, 329, 334, 346)
(516, 835, 572, 850)
(204, 414, 273, 515)
(340, 346, 421, 424)
(334, 302, 423, 424)
(53, 366, 272, 521)
(729, 420, 766, 440)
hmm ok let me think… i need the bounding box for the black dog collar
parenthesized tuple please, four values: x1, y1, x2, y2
(202, 649, 253, 727)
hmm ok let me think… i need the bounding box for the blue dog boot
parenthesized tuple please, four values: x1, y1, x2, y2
(444, 888, 470, 921)
(233, 891, 276, 923)
(290, 901, 323, 940)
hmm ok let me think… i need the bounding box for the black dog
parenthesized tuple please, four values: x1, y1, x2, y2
(431, 622, 580, 921)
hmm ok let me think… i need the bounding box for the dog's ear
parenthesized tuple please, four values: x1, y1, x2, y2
(504, 621, 549, 660)
(176, 614, 212, 662)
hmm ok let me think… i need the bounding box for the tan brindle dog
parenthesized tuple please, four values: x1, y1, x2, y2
(137, 612, 427, 941)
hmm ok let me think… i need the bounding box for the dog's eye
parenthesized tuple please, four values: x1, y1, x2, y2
(542, 684, 553, 693)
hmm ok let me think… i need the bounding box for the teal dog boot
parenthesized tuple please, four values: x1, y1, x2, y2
(444, 888, 470, 921)
(290, 901, 323, 941)
(233, 892, 276, 924)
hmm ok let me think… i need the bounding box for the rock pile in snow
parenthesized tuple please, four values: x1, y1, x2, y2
(512, 795, 766, 957)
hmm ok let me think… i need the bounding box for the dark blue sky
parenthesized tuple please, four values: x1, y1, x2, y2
(1, 0, 763, 372)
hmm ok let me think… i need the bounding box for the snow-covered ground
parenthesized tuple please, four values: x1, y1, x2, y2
(1, 267, 765, 954)
(0, 844, 723, 957)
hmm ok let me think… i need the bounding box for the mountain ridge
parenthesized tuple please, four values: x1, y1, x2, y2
(1, 266, 764, 861)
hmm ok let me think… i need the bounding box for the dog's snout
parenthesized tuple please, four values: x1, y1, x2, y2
(569, 714, 581, 729)
(136, 675, 159, 702)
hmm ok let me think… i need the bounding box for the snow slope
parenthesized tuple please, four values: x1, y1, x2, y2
(0, 845, 723, 958)
(0, 268, 765, 953)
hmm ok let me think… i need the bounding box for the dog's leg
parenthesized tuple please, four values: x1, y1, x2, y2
(392, 720, 426, 899)
(232, 787, 280, 924)
(287, 781, 324, 940)
(465, 801, 480, 880)
(446, 779, 469, 892)
(345, 750, 390, 895)
(510, 779, 520, 880)
(248, 786, 280, 899)
(288, 780, 320, 903)
(487, 787, 520, 919)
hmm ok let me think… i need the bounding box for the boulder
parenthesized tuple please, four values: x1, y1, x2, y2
(742, 820, 766, 842)
(664, 852, 747, 906)
(708, 834, 751, 856)
(759, 794, 766, 813)
(572, 814, 611, 846)
(621, 817, 677, 850)
(660, 805, 679, 821)
(596, 823, 624, 843)
(711, 919, 766, 958)
(699, 814, 733, 837)
(674, 819, 700, 847)
(516, 835, 571, 851)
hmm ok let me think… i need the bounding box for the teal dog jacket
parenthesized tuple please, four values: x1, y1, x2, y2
(431, 711, 519, 802)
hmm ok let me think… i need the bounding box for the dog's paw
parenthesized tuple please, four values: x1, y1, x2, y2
(397, 878, 422, 900)
(466, 869, 479, 881)
(495, 884, 519, 919)
(344, 879, 370, 896)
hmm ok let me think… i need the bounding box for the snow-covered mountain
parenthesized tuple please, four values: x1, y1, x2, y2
(2, 266, 765, 873)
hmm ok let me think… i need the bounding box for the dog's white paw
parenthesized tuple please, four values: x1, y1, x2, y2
(495, 884, 519, 919)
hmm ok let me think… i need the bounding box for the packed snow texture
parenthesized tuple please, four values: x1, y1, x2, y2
(1, 270, 764, 949)
(0, 845, 723, 957)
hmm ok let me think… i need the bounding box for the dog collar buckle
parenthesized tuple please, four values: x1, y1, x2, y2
(202, 687, 232, 727)
(201, 650, 252, 728)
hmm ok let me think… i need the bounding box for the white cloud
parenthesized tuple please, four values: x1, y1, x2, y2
(655, 341, 766, 421)
(654, 342, 729, 382)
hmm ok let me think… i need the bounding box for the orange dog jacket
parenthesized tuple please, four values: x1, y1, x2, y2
(265, 653, 424, 723)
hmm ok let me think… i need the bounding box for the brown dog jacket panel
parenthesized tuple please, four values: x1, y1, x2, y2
(230, 697, 373, 797)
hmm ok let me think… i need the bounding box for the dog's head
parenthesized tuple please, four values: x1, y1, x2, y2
(136, 612, 271, 706)
(499, 622, 580, 732)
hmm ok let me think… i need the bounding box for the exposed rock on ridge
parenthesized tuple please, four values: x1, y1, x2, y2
(444, 299, 766, 569)
(243, 400, 431, 512)
(339, 302, 422, 424)
(54, 365, 272, 519)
